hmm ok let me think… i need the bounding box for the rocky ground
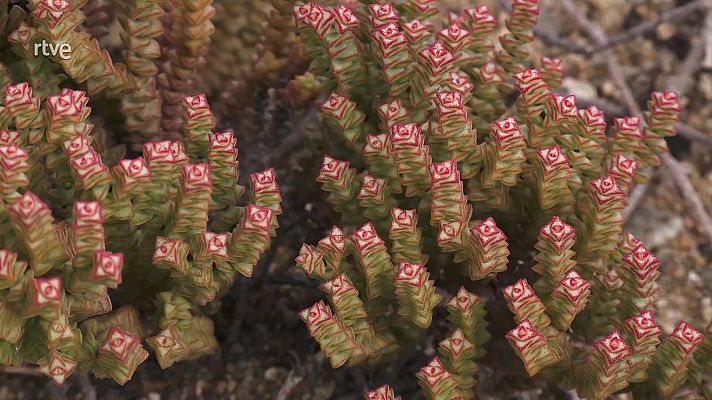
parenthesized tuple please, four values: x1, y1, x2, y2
(1, 0, 711, 399)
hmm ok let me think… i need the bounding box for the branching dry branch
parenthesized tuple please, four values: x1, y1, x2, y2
(624, 12, 707, 219)
(0, 365, 45, 376)
(584, 0, 710, 54)
(560, 0, 712, 244)
(674, 124, 712, 147)
(500, 0, 709, 55)
(534, 30, 588, 54)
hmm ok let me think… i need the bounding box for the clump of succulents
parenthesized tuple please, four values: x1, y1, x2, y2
(0, 0, 270, 148)
(206, 0, 301, 102)
(293, 1, 709, 399)
(0, 83, 281, 384)
(0, 0, 291, 387)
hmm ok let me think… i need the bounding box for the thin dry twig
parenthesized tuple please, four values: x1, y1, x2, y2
(0, 365, 44, 376)
(275, 369, 304, 400)
(659, 152, 712, 243)
(623, 176, 652, 220)
(534, 30, 589, 54)
(500, 0, 708, 55)
(704, 12, 712, 68)
(585, 0, 710, 54)
(620, 19, 704, 220)
(665, 34, 705, 99)
(674, 123, 712, 146)
(560, 0, 712, 244)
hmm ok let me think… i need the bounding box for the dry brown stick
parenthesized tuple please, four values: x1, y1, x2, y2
(675, 124, 712, 146)
(0, 365, 45, 376)
(665, 34, 705, 99)
(659, 152, 712, 243)
(622, 172, 654, 220)
(704, 12, 712, 68)
(275, 369, 304, 400)
(624, 24, 706, 219)
(499, 0, 708, 55)
(585, 0, 710, 54)
(560, 0, 712, 245)
(536, 31, 588, 54)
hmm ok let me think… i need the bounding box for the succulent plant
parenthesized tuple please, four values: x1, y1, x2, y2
(0, 0, 298, 152)
(0, 0, 296, 387)
(0, 0, 708, 396)
(0, 84, 280, 384)
(293, 1, 708, 399)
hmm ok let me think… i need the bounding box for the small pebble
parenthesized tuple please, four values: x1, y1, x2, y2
(264, 367, 285, 381)
(656, 23, 676, 40)
(688, 271, 701, 285)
